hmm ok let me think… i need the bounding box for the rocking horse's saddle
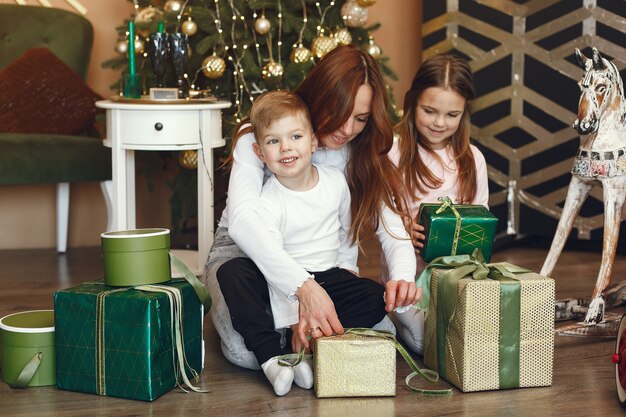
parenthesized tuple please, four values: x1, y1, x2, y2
(572, 146, 626, 179)
(577, 148, 626, 161)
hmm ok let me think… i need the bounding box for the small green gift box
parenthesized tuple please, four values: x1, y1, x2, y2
(417, 197, 498, 262)
(417, 250, 554, 392)
(54, 279, 204, 401)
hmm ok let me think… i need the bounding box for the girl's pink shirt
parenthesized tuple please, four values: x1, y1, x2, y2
(387, 140, 490, 275)
(389, 140, 489, 218)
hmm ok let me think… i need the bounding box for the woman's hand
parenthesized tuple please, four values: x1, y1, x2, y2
(295, 278, 344, 349)
(411, 220, 426, 254)
(384, 280, 422, 312)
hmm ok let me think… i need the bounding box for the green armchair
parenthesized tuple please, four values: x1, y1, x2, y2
(0, 4, 112, 252)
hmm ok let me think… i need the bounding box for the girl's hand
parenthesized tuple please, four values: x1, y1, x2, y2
(291, 324, 310, 354)
(295, 279, 344, 349)
(411, 220, 426, 253)
(384, 280, 422, 312)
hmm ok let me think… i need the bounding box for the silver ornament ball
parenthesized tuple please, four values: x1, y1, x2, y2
(116, 39, 129, 54)
(340, 0, 368, 28)
(254, 16, 271, 35)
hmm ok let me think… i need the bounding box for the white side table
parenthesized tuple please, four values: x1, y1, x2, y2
(96, 99, 231, 274)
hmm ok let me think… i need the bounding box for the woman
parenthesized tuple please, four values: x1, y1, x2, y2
(204, 45, 420, 372)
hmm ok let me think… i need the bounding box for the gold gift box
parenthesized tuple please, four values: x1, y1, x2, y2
(314, 333, 396, 397)
(424, 268, 554, 392)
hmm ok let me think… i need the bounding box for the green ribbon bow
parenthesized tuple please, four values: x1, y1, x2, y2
(435, 196, 462, 256)
(416, 248, 530, 389)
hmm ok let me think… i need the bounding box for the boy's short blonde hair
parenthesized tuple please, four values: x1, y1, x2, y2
(250, 90, 313, 140)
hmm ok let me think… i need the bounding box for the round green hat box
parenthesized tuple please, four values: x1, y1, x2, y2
(101, 228, 171, 286)
(0, 310, 56, 387)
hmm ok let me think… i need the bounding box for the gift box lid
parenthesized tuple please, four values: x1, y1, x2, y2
(101, 228, 171, 286)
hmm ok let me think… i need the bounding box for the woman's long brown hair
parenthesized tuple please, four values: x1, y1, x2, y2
(225, 45, 409, 243)
(296, 45, 409, 243)
(396, 54, 477, 204)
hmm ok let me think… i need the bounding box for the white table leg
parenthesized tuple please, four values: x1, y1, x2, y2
(110, 109, 128, 231)
(126, 149, 136, 229)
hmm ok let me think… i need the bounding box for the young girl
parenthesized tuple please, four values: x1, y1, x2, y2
(204, 45, 420, 377)
(385, 53, 489, 354)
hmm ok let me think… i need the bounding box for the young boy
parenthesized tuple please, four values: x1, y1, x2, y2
(219, 90, 387, 396)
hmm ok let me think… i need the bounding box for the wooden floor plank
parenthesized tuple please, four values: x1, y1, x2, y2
(0, 242, 624, 416)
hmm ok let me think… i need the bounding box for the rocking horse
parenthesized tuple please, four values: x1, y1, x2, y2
(541, 47, 626, 326)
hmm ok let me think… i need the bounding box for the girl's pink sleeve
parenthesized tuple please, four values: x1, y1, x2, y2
(471, 145, 490, 208)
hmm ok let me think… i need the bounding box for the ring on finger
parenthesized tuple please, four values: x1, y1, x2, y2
(309, 326, 321, 334)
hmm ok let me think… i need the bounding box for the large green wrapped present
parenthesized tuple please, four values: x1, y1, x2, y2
(54, 279, 204, 401)
(417, 197, 497, 262)
(417, 250, 554, 392)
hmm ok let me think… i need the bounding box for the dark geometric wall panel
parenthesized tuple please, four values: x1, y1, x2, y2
(423, 0, 626, 240)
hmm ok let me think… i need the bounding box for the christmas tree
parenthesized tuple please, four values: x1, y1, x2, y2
(104, 0, 395, 236)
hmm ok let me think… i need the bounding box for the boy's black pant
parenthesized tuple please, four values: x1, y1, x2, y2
(217, 257, 387, 365)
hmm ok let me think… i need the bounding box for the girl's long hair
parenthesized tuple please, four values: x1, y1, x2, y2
(396, 53, 477, 204)
(296, 45, 409, 243)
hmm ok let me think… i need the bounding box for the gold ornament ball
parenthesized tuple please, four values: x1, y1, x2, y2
(179, 150, 198, 170)
(134, 37, 145, 55)
(262, 61, 284, 79)
(254, 16, 271, 35)
(311, 36, 338, 59)
(340, 1, 368, 28)
(164, 0, 183, 17)
(366, 42, 381, 59)
(116, 39, 128, 54)
(356, 0, 377, 6)
(181, 17, 198, 36)
(290, 44, 313, 64)
(201, 54, 226, 79)
(134, 6, 163, 36)
(332, 28, 352, 46)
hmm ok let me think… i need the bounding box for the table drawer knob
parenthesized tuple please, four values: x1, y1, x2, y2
(154, 122, 163, 131)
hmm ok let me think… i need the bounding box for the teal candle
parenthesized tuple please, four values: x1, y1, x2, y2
(157, 21, 165, 33)
(128, 20, 136, 77)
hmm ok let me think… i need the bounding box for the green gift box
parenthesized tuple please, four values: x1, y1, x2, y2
(417, 197, 498, 262)
(54, 279, 203, 401)
(418, 250, 554, 392)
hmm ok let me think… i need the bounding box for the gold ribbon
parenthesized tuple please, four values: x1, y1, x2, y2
(95, 288, 127, 396)
(136, 285, 210, 394)
(434, 196, 462, 256)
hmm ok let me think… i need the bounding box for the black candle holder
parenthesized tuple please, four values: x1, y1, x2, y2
(168, 33, 190, 98)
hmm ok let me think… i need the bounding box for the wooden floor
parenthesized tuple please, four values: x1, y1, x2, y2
(1, 239, 625, 416)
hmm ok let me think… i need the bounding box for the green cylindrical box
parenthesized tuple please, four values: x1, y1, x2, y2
(0, 310, 56, 387)
(101, 228, 171, 287)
